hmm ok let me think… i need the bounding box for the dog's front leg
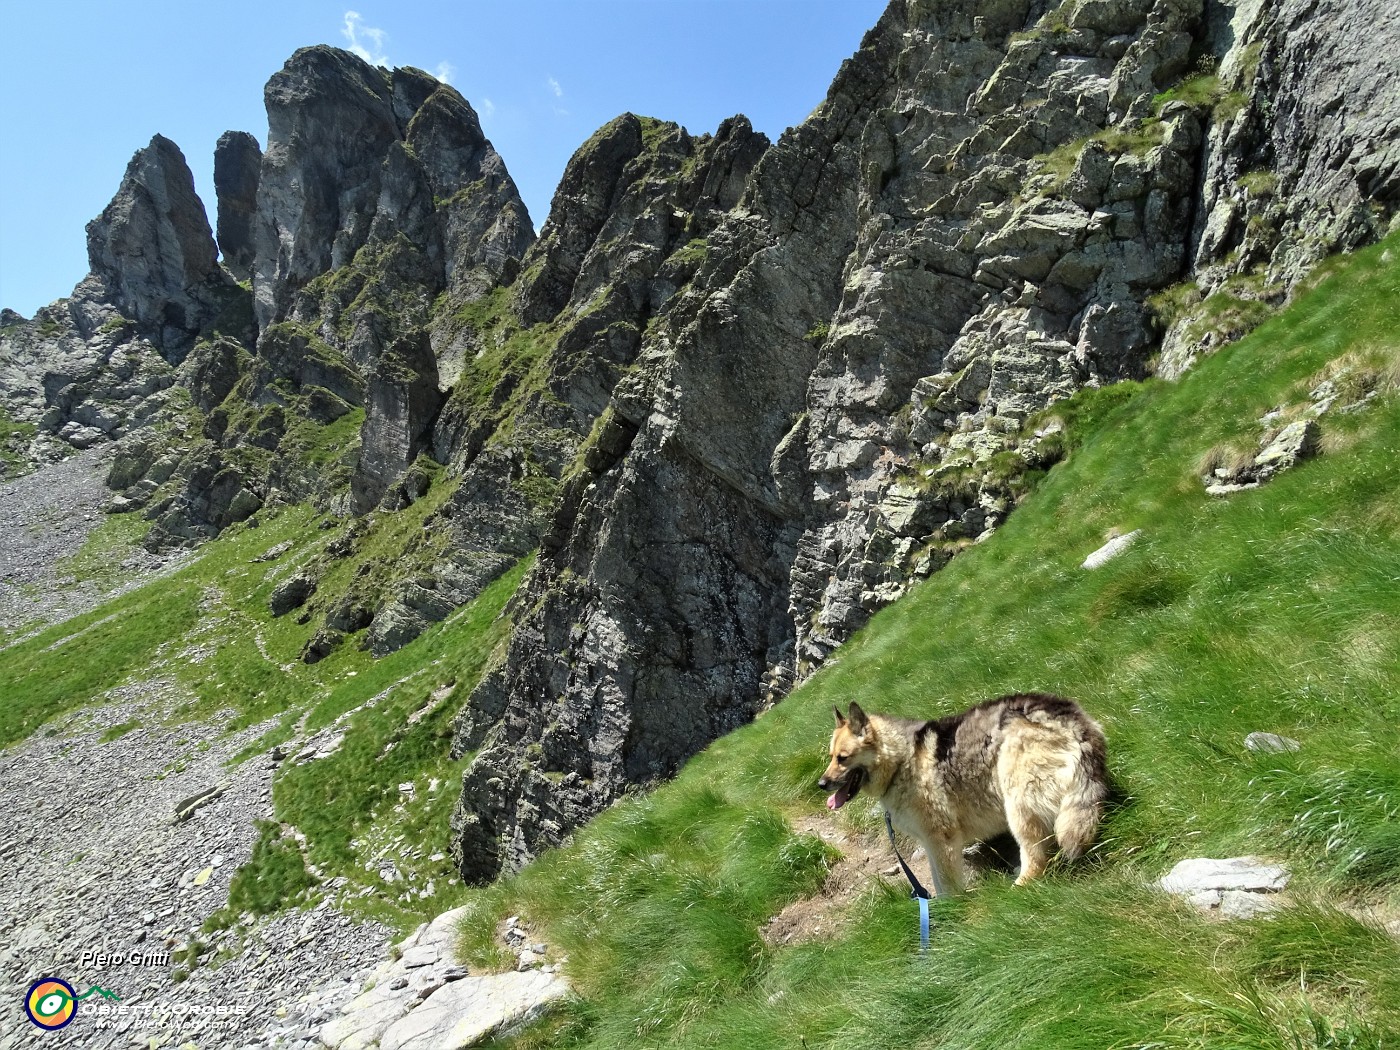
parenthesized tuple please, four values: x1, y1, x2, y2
(922, 838, 967, 897)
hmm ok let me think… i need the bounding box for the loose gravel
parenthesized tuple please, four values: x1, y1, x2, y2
(0, 455, 396, 1048)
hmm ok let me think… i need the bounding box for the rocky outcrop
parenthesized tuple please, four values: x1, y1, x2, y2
(1159, 0, 1400, 375)
(0, 131, 255, 477)
(450, 8, 902, 882)
(449, 0, 1400, 883)
(355, 112, 772, 656)
(317, 906, 568, 1050)
(83, 134, 239, 359)
(253, 46, 532, 333)
(0, 134, 247, 468)
(213, 131, 262, 282)
(104, 47, 540, 555)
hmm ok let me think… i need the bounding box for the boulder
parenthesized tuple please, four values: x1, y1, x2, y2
(269, 571, 318, 616)
(1160, 856, 1289, 918)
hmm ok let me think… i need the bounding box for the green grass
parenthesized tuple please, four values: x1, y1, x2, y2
(0, 582, 204, 747)
(59, 512, 154, 590)
(0, 406, 37, 480)
(98, 718, 141, 742)
(1035, 116, 1166, 188)
(454, 233, 1400, 1048)
(448, 289, 563, 424)
(222, 819, 319, 918)
(274, 556, 528, 927)
(299, 459, 461, 645)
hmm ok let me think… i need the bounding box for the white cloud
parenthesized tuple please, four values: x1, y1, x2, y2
(342, 11, 390, 67)
(433, 61, 455, 84)
(478, 97, 496, 120)
(546, 76, 563, 98)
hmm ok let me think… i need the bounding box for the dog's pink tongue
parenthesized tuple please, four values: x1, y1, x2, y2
(827, 787, 848, 811)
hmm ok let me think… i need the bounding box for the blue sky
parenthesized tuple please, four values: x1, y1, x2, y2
(0, 0, 888, 317)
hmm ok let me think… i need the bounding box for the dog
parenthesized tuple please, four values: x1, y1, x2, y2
(818, 693, 1108, 896)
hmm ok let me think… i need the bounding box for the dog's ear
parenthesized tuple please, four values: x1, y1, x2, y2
(847, 702, 869, 735)
(833, 705, 846, 726)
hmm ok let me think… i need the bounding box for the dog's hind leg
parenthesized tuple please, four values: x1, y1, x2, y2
(1005, 801, 1055, 885)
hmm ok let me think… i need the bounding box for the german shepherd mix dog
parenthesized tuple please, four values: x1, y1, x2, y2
(819, 694, 1108, 896)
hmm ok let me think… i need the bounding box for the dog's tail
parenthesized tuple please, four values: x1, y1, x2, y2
(1055, 726, 1110, 860)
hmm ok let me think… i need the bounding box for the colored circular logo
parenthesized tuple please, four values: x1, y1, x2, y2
(25, 978, 77, 1030)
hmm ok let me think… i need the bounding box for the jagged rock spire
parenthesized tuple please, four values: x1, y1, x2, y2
(84, 134, 231, 357)
(214, 131, 262, 282)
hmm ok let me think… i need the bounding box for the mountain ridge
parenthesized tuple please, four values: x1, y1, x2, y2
(1, 0, 1397, 890)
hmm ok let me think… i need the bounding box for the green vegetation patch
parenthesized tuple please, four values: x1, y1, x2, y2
(59, 512, 154, 590)
(205, 820, 318, 930)
(0, 406, 37, 480)
(98, 718, 141, 742)
(447, 286, 563, 427)
(1149, 268, 1283, 347)
(274, 557, 528, 928)
(0, 582, 203, 747)
(1035, 117, 1166, 188)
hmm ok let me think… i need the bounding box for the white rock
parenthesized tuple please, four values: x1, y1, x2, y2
(1160, 856, 1288, 896)
(319, 994, 411, 1050)
(377, 970, 569, 1050)
(1081, 530, 1141, 569)
(1244, 732, 1301, 753)
(1220, 889, 1283, 919)
(399, 944, 440, 970)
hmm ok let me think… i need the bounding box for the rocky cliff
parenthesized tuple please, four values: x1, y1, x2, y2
(2, 0, 1396, 886)
(448, 0, 1400, 881)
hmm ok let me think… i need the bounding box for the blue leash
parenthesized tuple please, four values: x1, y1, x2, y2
(883, 810, 932, 949)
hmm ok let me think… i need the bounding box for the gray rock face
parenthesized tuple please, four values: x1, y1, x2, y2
(0, 304, 178, 465)
(451, 8, 899, 882)
(393, 112, 770, 657)
(1160, 0, 1400, 375)
(252, 46, 532, 333)
(213, 131, 262, 281)
(85, 134, 236, 359)
(1, 132, 254, 471)
(94, 46, 542, 557)
(448, 0, 1400, 883)
(790, 0, 1204, 672)
(269, 570, 318, 616)
(239, 45, 537, 538)
(351, 332, 443, 514)
(513, 113, 766, 328)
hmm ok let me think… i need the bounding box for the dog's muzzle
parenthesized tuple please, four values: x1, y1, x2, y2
(819, 767, 865, 811)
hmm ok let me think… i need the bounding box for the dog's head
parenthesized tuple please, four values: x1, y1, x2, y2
(818, 702, 874, 811)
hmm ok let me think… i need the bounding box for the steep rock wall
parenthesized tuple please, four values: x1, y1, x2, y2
(450, 0, 1400, 882)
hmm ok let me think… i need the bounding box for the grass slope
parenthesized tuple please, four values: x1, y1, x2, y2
(0, 479, 530, 931)
(461, 234, 1400, 1049)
